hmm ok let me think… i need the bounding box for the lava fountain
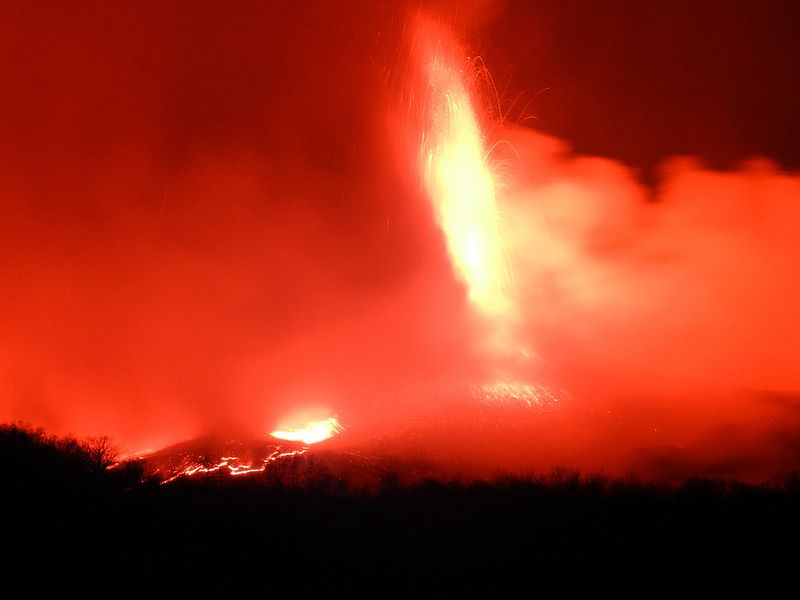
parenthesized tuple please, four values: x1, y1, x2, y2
(407, 16, 519, 355)
(398, 14, 553, 411)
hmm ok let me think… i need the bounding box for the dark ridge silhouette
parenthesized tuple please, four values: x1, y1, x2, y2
(3, 422, 798, 590)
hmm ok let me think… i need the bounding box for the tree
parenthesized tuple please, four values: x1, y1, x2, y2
(82, 436, 118, 474)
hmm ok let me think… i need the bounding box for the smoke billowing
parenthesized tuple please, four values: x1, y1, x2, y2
(2, 1, 799, 481)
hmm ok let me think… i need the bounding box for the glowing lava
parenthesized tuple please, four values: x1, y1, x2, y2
(415, 18, 513, 321)
(270, 416, 343, 445)
(158, 448, 307, 485)
(404, 16, 564, 409)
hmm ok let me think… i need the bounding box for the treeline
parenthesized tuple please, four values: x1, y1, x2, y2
(2, 422, 111, 471)
(5, 420, 800, 497)
(1, 422, 143, 494)
(3, 421, 799, 588)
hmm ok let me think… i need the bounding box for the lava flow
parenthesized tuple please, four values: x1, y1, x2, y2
(141, 416, 343, 483)
(158, 448, 306, 485)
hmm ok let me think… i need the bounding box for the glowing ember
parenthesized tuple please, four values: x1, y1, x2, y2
(477, 381, 567, 408)
(416, 19, 513, 320)
(270, 416, 343, 445)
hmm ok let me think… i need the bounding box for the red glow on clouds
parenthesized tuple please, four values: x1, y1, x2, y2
(2, 1, 800, 482)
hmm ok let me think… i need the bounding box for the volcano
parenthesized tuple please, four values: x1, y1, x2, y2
(2, 1, 800, 489)
(134, 430, 444, 488)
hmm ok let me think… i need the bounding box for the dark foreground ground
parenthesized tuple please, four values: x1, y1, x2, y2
(4, 423, 798, 591)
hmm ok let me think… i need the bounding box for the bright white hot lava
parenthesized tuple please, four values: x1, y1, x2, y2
(270, 415, 343, 445)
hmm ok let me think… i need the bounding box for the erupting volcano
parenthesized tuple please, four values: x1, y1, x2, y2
(2, 1, 800, 485)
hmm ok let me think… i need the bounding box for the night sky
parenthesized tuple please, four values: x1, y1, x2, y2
(480, 0, 800, 175)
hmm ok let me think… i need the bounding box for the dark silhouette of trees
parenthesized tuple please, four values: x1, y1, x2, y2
(3, 420, 800, 589)
(82, 435, 118, 473)
(1, 422, 122, 488)
(261, 454, 341, 492)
